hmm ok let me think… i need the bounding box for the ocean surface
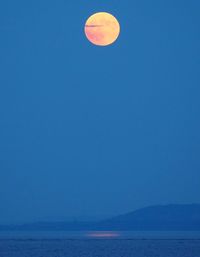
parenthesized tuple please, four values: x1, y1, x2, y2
(0, 231, 200, 257)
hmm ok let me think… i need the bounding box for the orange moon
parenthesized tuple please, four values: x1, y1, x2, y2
(84, 12, 120, 46)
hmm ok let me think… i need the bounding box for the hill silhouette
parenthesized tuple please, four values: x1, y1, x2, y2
(1, 204, 200, 231)
(97, 204, 200, 231)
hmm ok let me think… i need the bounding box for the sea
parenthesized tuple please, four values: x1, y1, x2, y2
(0, 231, 200, 257)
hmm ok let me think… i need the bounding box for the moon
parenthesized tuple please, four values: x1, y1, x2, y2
(84, 12, 120, 46)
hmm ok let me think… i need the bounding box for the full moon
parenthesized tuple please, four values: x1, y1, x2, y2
(84, 12, 120, 46)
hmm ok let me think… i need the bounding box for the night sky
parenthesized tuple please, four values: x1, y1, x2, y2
(0, 0, 200, 224)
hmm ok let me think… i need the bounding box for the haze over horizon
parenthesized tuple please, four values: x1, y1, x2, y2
(0, 0, 199, 225)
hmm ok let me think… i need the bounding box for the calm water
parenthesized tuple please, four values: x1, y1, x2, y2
(0, 238, 200, 257)
(0, 231, 200, 257)
(0, 230, 200, 239)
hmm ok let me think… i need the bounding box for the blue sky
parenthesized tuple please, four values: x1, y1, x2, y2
(0, 0, 200, 223)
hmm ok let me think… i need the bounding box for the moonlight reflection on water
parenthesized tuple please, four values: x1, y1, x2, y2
(87, 231, 120, 238)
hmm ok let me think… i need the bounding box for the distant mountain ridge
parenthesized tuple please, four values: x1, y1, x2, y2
(97, 204, 200, 231)
(1, 204, 200, 231)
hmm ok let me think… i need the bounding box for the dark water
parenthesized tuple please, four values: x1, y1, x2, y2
(0, 231, 200, 257)
(0, 238, 200, 257)
(0, 230, 200, 239)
